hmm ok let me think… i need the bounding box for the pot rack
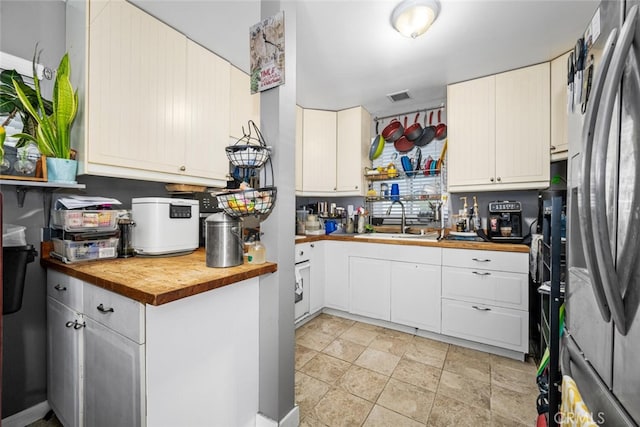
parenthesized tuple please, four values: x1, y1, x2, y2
(373, 103, 445, 122)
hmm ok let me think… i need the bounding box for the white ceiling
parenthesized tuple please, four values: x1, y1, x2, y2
(131, 0, 599, 118)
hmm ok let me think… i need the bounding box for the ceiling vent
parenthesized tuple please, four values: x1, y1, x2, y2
(387, 90, 412, 103)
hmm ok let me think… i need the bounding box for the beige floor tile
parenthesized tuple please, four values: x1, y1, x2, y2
(376, 327, 415, 342)
(437, 370, 491, 411)
(392, 358, 442, 393)
(490, 384, 538, 425)
(295, 372, 331, 418)
(301, 314, 354, 338)
(377, 378, 434, 423)
(300, 353, 352, 384)
(404, 339, 448, 369)
(313, 387, 374, 427)
(300, 416, 329, 427)
(296, 344, 319, 370)
(297, 330, 337, 352)
(363, 405, 426, 427)
(490, 353, 537, 374)
(340, 325, 380, 346)
(491, 412, 531, 427)
(322, 337, 367, 363)
(354, 348, 401, 376)
(369, 334, 412, 357)
(443, 347, 491, 384)
(412, 335, 450, 352)
(447, 344, 492, 362)
(427, 394, 491, 427)
(336, 365, 389, 402)
(352, 321, 387, 332)
(491, 364, 538, 395)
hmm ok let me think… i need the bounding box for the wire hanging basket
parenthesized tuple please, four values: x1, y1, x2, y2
(225, 120, 271, 168)
(217, 120, 277, 218)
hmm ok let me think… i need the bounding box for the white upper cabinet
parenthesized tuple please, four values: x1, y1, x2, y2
(301, 109, 338, 194)
(336, 106, 371, 195)
(550, 51, 571, 161)
(229, 65, 260, 141)
(67, 0, 232, 186)
(447, 62, 550, 192)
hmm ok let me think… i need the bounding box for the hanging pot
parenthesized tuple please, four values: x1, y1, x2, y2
(404, 113, 423, 141)
(382, 118, 404, 143)
(435, 109, 447, 140)
(394, 117, 414, 152)
(368, 121, 385, 160)
(414, 111, 436, 147)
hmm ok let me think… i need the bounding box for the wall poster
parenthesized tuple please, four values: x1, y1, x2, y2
(250, 11, 285, 93)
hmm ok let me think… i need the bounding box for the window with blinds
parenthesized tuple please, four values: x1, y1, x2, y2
(368, 138, 446, 226)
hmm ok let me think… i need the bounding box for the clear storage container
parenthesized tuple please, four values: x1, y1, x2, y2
(52, 237, 119, 263)
(51, 210, 118, 232)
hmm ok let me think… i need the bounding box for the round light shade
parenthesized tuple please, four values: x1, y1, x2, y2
(391, 0, 440, 39)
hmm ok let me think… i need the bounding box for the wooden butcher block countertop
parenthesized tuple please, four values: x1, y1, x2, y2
(295, 234, 529, 253)
(40, 242, 277, 306)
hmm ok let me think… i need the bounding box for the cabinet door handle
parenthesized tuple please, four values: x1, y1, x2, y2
(472, 305, 491, 311)
(550, 145, 557, 151)
(299, 250, 304, 257)
(472, 271, 491, 276)
(54, 284, 67, 291)
(496, 177, 502, 182)
(65, 321, 75, 328)
(97, 303, 114, 314)
(490, 177, 495, 182)
(310, 244, 314, 248)
(471, 258, 491, 262)
(179, 165, 186, 171)
(73, 321, 86, 330)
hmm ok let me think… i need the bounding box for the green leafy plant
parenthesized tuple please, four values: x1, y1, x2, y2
(12, 48, 78, 159)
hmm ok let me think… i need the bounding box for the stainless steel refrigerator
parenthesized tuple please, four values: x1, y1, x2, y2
(566, 1, 640, 425)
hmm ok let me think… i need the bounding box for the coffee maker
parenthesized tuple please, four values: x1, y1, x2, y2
(487, 201, 524, 243)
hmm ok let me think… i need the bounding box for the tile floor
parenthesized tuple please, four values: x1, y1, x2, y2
(295, 313, 539, 427)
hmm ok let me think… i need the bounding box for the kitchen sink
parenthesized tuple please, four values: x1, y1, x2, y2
(353, 232, 440, 241)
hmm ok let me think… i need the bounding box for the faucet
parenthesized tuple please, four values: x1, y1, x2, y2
(386, 200, 406, 233)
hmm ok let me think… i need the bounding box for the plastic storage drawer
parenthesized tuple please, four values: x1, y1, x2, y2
(52, 237, 119, 263)
(51, 210, 118, 232)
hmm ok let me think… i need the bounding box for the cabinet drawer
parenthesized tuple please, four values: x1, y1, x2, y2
(295, 243, 312, 263)
(83, 283, 145, 344)
(442, 266, 528, 310)
(441, 298, 528, 352)
(47, 270, 83, 311)
(442, 248, 527, 273)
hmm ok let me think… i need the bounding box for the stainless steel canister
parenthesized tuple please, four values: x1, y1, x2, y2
(205, 212, 244, 267)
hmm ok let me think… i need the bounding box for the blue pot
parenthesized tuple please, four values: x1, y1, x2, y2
(46, 157, 78, 184)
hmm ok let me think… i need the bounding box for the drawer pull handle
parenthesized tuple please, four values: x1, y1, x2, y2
(97, 304, 114, 314)
(472, 305, 491, 311)
(74, 321, 86, 330)
(472, 271, 491, 276)
(65, 321, 75, 328)
(471, 258, 491, 262)
(54, 284, 67, 291)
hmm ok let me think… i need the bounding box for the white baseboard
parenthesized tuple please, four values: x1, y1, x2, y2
(256, 406, 299, 427)
(1, 401, 51, 427)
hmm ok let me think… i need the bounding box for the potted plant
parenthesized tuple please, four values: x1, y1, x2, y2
(0, 68, 53, 173)
(12, 47, 78, 183)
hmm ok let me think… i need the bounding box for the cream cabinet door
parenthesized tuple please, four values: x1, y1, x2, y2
(87, 0, 187, 173)
(349, 257, 391, 321)
(390, 261, 441, 333)
(185, 40, 230, 181)
(336, 106, 370, 195)
(550, 52, 571, 161)
(229, 65, 260, 140)
(302, 109, 337, 193)
(295, 105, 304, 193)
(495, 62, 550, 187)
(447, 76, 496, 189)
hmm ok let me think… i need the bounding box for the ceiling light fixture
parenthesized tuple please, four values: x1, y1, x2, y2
(391, 0, 440, 39)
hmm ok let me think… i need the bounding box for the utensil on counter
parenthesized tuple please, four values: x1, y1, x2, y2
(382, 118, 404, 142)
(435, 109, 447, 140)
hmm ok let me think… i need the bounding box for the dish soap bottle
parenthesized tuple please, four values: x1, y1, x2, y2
(248, 234, 266, 264)
(472, 196, 481, 231)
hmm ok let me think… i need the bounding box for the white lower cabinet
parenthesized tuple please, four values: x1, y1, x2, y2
(309, 242, 325, 314)
(349, 257, 391, 320)
(324, 241, 350, 311)
(391, 261, 441, 333)
(441, 248, 529, 353)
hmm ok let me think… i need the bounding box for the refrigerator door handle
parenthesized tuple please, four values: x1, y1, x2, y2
(577, 28, 618, 323)
(590, 5, 640, 336)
